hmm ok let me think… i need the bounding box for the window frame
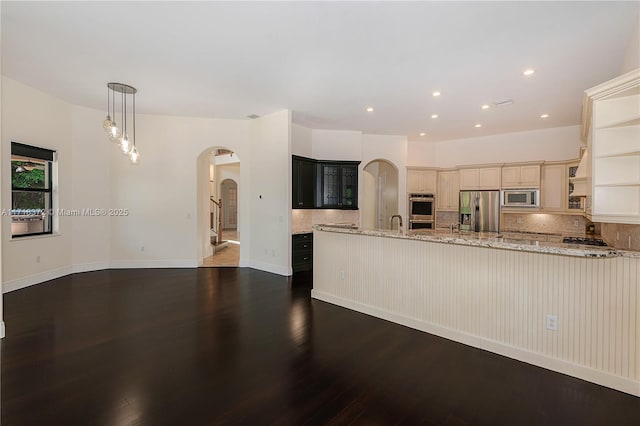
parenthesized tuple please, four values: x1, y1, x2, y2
(10, 142, 56, 238)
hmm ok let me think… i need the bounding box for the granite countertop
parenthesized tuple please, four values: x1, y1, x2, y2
(314, 225, 639, 259)
(292, 228, 313, 235)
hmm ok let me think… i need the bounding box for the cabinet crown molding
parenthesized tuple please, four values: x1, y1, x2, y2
(582, 68, 640, 141)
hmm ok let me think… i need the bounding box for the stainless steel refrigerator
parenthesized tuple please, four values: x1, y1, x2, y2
(459, 191, 500, 233)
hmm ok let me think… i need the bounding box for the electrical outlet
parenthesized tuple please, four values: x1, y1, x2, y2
(574, 220, 580, 227)
(516, 218, 523, 224)
(339, 271, 345, 280)
(616, 231, 620, 241)
(546, 315, 558, 331)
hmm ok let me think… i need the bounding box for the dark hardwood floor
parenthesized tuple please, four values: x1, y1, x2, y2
(1, 268, 638, 425)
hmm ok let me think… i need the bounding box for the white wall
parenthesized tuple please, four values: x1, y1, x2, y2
(621, 12, 640, 73)
(291, 123, 312, 157)
(0, 13, 4, 335)
(70, 105, 111, 271)
(408, 125, 583, 168)
(249, 110, 292, 275)
(1, 77, 74, 291)
(311, 129, 361, 161)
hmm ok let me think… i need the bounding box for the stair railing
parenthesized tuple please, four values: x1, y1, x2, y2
(210, 197, 223, 244)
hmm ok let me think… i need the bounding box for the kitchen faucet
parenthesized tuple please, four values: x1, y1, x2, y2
(390, 215, 403, 230)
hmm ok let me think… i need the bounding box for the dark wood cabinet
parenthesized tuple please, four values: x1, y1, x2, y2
(317, 162, 359, 209)
(292, 156, 360, 210)
(292, 233, 313, 272)
(292, 156, 316, 208)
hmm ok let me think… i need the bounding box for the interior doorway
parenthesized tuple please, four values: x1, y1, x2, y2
(362, 160, 399, 230)
(200, 149, 241, 267)
(221, 179, 238, 229)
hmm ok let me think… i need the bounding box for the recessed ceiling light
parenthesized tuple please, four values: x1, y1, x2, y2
(366, 107, 374, 112)
(481, 104, 490, 110)
(540, 114, 549, 118)
(419, 132, 426, 136)
(523, 69, 535, 76)
(475, 124, 482, 128)
(431, 114, 439, 119)
(432, 91, 441, 97)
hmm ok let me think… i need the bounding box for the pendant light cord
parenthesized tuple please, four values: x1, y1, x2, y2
(133, 92, 136, 148)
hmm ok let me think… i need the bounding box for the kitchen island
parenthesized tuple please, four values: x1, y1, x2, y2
(312, 225, 639, 396)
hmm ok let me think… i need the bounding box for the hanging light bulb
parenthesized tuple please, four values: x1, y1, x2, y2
(129, 146, 140, 164)
(102, 115, 113, 134)
(102, 86, 113, 134)
(120, 134, 131, 154)
(108, 121, 121, 142)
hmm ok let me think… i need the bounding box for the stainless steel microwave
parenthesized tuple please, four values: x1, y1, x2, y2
(501, 189, 540, 208)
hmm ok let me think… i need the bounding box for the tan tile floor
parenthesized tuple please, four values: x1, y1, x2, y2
(201, 229, 239, 267)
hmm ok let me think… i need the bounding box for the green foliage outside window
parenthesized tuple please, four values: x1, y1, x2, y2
(12, 161, 47, 210)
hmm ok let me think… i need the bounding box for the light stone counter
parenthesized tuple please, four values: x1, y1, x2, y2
(313, 225, 639, 258)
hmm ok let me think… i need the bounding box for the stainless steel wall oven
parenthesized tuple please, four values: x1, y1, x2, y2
(408, 193, 435, 230)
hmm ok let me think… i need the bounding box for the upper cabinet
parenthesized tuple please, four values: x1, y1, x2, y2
(583, 68, 640, 224)
(459, 167, 501, 190)
(541, 163, 566, 212)
(292, 156, 360, 210)
(501, 164, 540, 188)
(292, 155, 316, 208)
(436, 170, 460, 211)
(318, 161, 360, 209)
(407, 168, 437, 193)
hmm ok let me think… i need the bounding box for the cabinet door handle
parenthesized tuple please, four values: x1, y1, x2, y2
(298, 202, 303, 205)
(303, 257, 309, 261)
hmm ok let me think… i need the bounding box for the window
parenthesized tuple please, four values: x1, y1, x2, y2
(11, 142, 56, 237)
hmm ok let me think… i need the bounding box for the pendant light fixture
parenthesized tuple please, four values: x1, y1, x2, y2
(103, 82, 139, 164)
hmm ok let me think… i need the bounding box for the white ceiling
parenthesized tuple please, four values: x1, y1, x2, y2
(2, 1, 638, 142)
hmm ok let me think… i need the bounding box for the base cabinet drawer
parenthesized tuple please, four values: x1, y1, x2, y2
(292, 233, 313, 272)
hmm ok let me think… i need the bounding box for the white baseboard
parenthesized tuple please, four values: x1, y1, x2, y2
(1, 321, 5, 338)
(109, 259, 198, 269)
(3, 265, 74, 293)
(249, 260, 291, 276)
(2, 259, 199, 293)
(72, 261, 110, 274)
(311, 290, 640, 397)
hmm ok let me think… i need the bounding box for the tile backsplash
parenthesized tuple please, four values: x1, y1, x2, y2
(436, 211, 458, 228)
(501, 213, 596, 236)
(292, 209, 360, 231)
(600, 223, 640, 251)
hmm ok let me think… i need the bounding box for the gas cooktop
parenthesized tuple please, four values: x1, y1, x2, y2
(562, 237, 608, 247)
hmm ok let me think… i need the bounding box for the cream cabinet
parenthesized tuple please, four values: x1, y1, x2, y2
(501, 165, 540, 188)
(436, 170, 460, 211)
(584, 68, 640, 224)
(407, 168, 437, 193)
(541, 164, 566, 212)
(459, 167, 501, 190)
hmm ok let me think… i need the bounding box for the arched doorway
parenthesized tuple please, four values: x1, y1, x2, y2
(362, 159, 399, 230)
(220, 179, 238, 230)
(197, 148, 241, 267)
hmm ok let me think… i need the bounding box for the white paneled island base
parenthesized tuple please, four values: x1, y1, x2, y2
(312, 228, 640, 396)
